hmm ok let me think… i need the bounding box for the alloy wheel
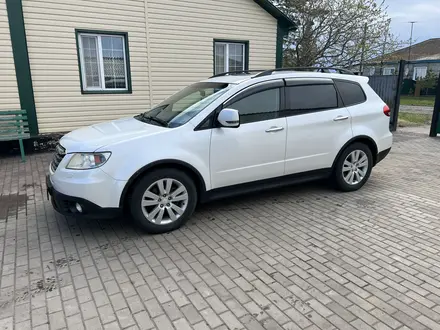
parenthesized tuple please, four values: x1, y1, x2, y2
(342, 150, 369, 185)
(141, 178, 188, 225)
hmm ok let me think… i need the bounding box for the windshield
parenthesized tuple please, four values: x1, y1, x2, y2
(136, 82, 232, 128)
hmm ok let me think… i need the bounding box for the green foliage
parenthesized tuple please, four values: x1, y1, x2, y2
(417, 70, 438, 91)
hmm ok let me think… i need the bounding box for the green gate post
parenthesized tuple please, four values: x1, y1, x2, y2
(429, 74, 440, 137)
(390, 60, 405, 132)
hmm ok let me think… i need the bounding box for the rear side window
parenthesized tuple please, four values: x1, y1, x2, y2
(286, 84, 338, 112)
(335, 80, 366, 106)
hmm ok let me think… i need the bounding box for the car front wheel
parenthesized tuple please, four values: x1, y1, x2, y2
(130, 168, 197, 233)
(333, 142, 373, 192)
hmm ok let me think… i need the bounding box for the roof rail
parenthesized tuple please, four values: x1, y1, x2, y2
(253, 67, 355, 78)
(210, 70, 266, 78)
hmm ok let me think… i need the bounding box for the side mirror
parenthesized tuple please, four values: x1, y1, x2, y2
(217, 108, 240, 128)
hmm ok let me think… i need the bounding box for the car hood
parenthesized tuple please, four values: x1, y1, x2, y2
(60, 117, 168, 152)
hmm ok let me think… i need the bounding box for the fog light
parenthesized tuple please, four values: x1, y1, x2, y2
(75, 203, 83, 213)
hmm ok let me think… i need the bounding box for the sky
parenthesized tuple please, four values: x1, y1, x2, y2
(382, 0, 440, 43)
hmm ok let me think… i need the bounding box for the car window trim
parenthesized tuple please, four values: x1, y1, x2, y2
(224, 79, 284, 107)
(194, 80, 285, 130)
(284, 78, 334, 87)
(333, 79, 367, 107)
(281, 82, 342, 117)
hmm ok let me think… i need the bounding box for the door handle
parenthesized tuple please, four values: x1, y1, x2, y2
(265, 126, 284, 133)
(333, 115, 349, 121)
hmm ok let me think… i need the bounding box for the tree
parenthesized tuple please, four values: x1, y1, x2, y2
(418, 69, 438, 95)
(274, 0, 403, 69)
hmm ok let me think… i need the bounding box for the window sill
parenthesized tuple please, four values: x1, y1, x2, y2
(81, 89, 132, 95)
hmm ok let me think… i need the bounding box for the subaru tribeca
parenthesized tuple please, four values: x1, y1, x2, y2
(47, 68, 392, 233)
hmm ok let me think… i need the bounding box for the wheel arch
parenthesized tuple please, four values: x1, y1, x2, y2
(332, 135, 378, 170)
(119, 159, 207, 209)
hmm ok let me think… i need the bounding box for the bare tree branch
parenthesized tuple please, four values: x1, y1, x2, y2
(275, 0, 405, 68)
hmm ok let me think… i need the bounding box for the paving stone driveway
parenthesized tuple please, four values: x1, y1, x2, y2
(1, 128, 440, 330)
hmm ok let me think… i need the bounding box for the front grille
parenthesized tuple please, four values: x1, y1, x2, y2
(51, 144, 66, 172)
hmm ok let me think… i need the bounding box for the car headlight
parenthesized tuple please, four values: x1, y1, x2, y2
(66, 152, 111, 170)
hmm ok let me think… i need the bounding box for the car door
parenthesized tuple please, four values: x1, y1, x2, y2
(283, 78, 353, 175)
(210, 80, 287, 189)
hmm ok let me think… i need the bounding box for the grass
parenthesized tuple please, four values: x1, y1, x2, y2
(400, 95, 435, 107)
(398, 112, 432, 127)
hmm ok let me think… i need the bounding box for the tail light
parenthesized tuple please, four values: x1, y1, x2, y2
(383, 105, 391, 117)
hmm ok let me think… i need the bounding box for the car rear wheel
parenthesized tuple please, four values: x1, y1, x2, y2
(333, 142, 373, 192)
(130, 168, 197, 233)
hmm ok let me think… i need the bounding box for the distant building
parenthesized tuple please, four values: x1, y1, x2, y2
(362, 38, 440, 80)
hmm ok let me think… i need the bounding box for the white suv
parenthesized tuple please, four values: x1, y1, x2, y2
(47, 68, 392, 233)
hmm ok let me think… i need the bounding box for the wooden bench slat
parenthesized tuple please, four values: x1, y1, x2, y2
(0, 123, 29, 128)
(0, 135, 30, 141)
(0, 130, 30, 133)
(0, 117, 28, 122)
(0, 110, 27, 115)
(0, 129, 30, 134)
(0, 110, 29, 162)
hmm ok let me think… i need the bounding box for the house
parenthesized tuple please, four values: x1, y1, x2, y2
(362, 38, 440, 80)
(1, 0, 296, 137)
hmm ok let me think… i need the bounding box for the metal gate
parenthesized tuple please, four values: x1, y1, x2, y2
(429, 74, 440, 137)
(366, 60, 405, 131)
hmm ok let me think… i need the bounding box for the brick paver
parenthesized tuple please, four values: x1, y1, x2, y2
(1, 127, 440, 330)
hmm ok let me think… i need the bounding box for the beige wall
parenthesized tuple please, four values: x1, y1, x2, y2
(21, 0, 277, 133)
(147, 0, 277, 105)
(22, 0, 151, 133)
(0, 0, 20, 111)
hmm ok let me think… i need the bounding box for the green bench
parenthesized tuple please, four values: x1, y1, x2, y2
(0, 110, 30, 162)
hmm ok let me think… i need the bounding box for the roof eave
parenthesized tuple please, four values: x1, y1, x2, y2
(253, 0, 297, 30)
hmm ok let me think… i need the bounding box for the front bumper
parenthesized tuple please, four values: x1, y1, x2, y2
(46, 174, 120, 217)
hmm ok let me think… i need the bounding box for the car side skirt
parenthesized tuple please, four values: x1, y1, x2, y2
(201, 168, 332, 203)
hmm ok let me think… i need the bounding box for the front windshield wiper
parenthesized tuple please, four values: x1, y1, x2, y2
(141, 114, 168, 127)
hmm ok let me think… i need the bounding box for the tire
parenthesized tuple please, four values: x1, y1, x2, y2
(333, 142, 373, 192)
(129, 168, 197, 234)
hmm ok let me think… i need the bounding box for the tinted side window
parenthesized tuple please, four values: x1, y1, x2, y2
(228, 88, 280, 124)
(286, 84, 338, 113)
(335, 80, 366, 106)
(196, 112, 215, 130)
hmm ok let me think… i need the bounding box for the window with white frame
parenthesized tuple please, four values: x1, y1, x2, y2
(214, 41, 247, 75)
(413, 66, 427, 80)
(383, 67, 395, 76)
(77, 31, 130, 92)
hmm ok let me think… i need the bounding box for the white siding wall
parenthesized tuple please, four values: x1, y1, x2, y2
(147, 0, 277, 105)
(21, 0, 277, 133)
(0, 0, 20, 111)
(22, 0, 151, 133)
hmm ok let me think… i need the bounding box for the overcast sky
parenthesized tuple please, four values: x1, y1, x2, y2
(382, 0, 440, 43)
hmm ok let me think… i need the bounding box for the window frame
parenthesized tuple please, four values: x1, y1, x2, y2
(383, 67, 395, 76)
(213, 39, 249, 75)
(222, 79, 284, 125)
(226, 87, 282, 125)
(282, 80, 342, 117)
(333, 79, 367, 107)
(75, 29, 132, 94)
(195, 80, 284, 130)
(413, 66, 428, 80)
